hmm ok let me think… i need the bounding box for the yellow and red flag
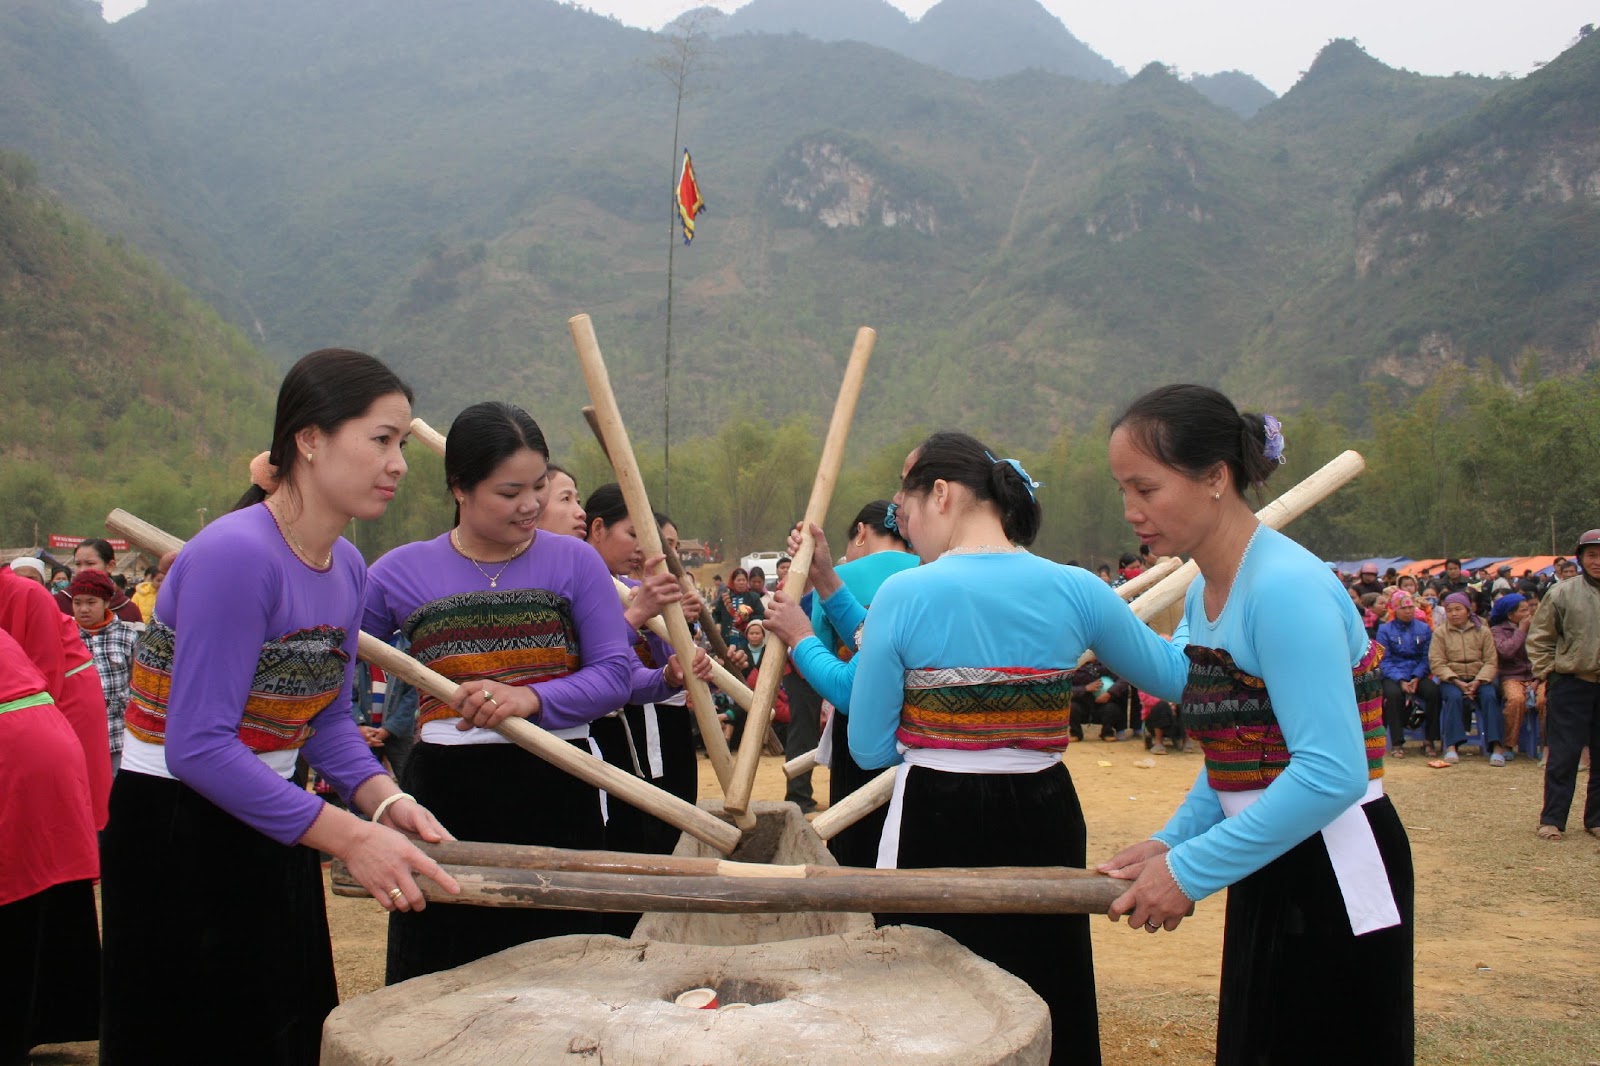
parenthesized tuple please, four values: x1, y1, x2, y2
(676, 148, 705, 244)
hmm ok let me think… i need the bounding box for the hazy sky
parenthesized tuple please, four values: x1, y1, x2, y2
(99, 1, 1596, 94)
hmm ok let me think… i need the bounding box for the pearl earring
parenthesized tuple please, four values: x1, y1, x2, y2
(305, 453, 314, 462)
(1212, 492, 1220, 500)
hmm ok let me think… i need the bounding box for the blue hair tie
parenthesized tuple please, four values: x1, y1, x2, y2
(985, 451, 1041, 502)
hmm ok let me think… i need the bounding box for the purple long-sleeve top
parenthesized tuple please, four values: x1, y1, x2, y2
(152, 505, 387, 845)
(1491, 621, 1534, 681)
(363, 531, 634, 731)
(617, 575, 677, 706)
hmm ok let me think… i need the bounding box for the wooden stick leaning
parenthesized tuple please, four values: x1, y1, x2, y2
(724, 326, 876, 815)
(580, 406, 742, 664)
(103, 509, 742, 856)
(784, 556, 1185, 780)
(807, 449, 1368, 842)
(330, 862, 1125, 915)
(582, 406, 781, 753)
(568, 314, 756, 832)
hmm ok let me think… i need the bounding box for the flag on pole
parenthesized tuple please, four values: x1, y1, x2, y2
(676, 148, 705, 245)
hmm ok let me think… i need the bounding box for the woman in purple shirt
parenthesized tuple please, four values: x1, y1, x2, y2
(100, 350, 457, 1066)
(363, 402, 635, 983)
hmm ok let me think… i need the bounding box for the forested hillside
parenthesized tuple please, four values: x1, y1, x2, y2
(0, 148, 275, 543)
(3, 0, 1598, 560)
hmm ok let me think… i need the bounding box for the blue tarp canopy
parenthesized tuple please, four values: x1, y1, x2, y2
(1331, 557, 1414, 575)
(1460, 556, 1512, 572)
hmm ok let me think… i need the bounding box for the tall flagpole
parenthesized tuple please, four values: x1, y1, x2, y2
(662, 132, 686, 519)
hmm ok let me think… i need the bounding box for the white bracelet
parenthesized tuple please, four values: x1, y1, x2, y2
(371, 791, 414, 827)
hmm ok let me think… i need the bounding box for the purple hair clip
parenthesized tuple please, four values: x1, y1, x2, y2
(1262, 414, 1285, 464)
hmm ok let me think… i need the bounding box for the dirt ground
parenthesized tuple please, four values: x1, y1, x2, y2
(32, 747, 1600, 1065)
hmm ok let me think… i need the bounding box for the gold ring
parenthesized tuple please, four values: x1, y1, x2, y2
(388, 887, 404, 902)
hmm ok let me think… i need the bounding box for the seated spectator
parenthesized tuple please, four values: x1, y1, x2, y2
(1431, 592, 1506, 765)
(67, 570, 140, 772)
(1068, 658, 1132, 741)
(1490, 594, 1546, 762)
(1420, 590, 1444, 630)
(1376, 591, 1440, 756)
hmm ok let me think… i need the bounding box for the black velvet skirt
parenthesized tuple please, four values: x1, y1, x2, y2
(386, 739, 605, 984)
(99, 770, 337, 1066)
(0, 878, 100, 1065)
(877, 761, 1099, 1066)
(592, 703, 698, 858)
(827, 711, 889, 870)
(1216, 794, 1414, 1066)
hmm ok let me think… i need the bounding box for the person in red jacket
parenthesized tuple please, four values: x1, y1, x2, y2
(0, 626, 100, 1063)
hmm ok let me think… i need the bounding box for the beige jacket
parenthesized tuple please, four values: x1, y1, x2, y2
(1527, 577, 1600, 681)
(1429, 622, 1497, 685)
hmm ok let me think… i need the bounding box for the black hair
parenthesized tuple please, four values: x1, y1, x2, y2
(546, 462, 576, 485)
(112, 574, 129, 591)
(1111, 384, 1279, 496)
(234, 348, 414, 511)
(74, 537, 115, 565)
(582, 483, 628, 531)
(1118, 552, 1139, 568)
(1445, 558, 1462, 569)
(444, 401, 549, 525)
(900, 431, 1042, 546)
(845, 499, 909, 550)
(50, 566, 70, 581)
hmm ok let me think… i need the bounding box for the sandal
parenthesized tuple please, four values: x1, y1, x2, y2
(1389, 748, 1406, 759)
(1537, 824, 1563, 841)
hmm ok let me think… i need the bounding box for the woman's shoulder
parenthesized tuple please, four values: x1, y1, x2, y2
(369, 532, 451, 574)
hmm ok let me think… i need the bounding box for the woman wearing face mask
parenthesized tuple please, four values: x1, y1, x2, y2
(363, 402, 634, 984)
(848, 431, 1188, 1066)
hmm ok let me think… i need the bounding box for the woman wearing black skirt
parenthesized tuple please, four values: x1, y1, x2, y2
(1102, 385, 1413, 1065)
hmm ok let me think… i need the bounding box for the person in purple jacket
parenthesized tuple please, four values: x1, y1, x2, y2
(363, 401, 635, 984)
(1375, 590, 1441, 757)
(578, 484, 709, 865)
(100, 350, 458, 1066)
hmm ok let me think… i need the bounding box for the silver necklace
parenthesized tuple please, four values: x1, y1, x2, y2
(450, 528, 531, 589)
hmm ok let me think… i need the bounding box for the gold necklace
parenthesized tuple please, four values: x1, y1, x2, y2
(450, 528, 532, 589)
(265, 500, 332, 570)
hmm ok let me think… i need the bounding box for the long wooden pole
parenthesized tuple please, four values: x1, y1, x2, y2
(568, 314, 755, 831)
(583, 404, 738, 665)
(724, 327, 876, 814)
(330, 861, 1125, 915)
(346, 838, 1105, 882)
(104, 509, 742, 855)
(808, 449, 1368, 841)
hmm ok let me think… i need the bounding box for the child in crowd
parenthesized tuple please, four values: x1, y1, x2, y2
(68, 570, 140, 772)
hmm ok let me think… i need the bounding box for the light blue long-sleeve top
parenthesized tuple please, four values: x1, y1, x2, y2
(848, 551, 1189, 770)
(791, 550, 919, 713)
(1154, 525, 1374, 902)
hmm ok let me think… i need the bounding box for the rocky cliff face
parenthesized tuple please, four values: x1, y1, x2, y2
(767, 138, 942, 233)
(1356, 134, 1600, 277)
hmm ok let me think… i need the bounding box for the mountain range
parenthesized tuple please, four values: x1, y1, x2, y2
(3, 0, 1598, 483)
